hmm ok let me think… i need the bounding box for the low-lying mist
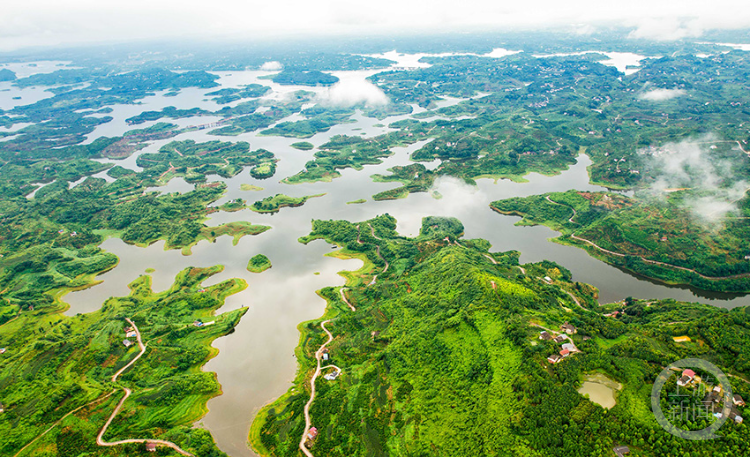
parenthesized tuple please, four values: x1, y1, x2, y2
(640, 135, 748, 224)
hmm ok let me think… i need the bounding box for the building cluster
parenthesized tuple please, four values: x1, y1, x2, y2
(122, 324, 136, 348)
(676, 368, 746, 424)
(540, 322, 580, 364)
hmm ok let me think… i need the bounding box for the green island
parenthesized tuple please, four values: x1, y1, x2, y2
(125, 107, 209, 126)
(251, 215, 750, 457)
(346, 199, 366, 205)
(250, 193, 324, 213)
(247, 254, 272, 273)
(249, 162, 277, 179)
(181, 221, 270, 255)
(240, 184, 264, 191)
(205, 84, 271, 104)
(270, 70, 339, 87)
(491, 190, 750, 292)
(0, 69, 15, 81)
(291, 141, 314, 151)
(259, 107, 354, 139)
(137, 140, 277, 184)
(282, 134, 398, 184)
(371, 163, 436, 200)
(0, 265, 246, 457)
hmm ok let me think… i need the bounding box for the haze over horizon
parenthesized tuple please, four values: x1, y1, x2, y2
(3, 0, 750, 52)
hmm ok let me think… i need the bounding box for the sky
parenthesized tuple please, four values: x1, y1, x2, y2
(3, 0, 750, 52)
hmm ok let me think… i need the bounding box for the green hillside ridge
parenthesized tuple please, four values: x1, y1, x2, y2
(490, 190, 750, 292)
(251, 215, 750, 457)
(0, 265, 245, 457)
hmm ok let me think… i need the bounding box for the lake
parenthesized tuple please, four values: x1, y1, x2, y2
(6, 55, 746, 457)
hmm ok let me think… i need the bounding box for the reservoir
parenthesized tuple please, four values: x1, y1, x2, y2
(30, 59, 746, 456)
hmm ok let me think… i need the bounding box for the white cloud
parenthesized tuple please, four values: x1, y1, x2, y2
(627, 17, 704, 41)
(2, 0, 750, 51)
(642, 136, 749, 223)
(318, 78, 388, 106)
(260, 61, 283, 71)
(640, 88, 687, 101)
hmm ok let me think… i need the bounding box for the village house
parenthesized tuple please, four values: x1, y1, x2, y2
(561, 342, 577, 353)
(553, 335, 567, 344)
(123, 339, 132, 348)
(677, 375, 692, 387)
(146, 443, 157, 452)
(561, 322, 577, 334)
(0, 402, 4, 413)
(547, 354, 561, 364)
(680, 369, 696, 384)
(560, 349, 571, 358)
(193, 320, 204, 327)
(306, 427, 318, 441)
(0, 348, 6, 354)
(126, 331, 137, 338)
(734, 394, 746, 407)
(613, 445, 630, 457)
(539, 331, 552, 341)
(321, 347, 329, 361)
(324, 371, 340, 381)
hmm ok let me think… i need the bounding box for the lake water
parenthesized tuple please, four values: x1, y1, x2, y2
(578, 373, 622, 409)
(4, 56, 749, 457)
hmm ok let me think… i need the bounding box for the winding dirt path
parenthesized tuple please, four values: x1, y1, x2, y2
(545, 195, 578, 224)
(357, 224, 389, 286)
(542, 196, 750, 282)
(299, 319, 336, 457)
(300, 224, 384, 454)
(97, 318, 193, 456)
(339, 288, 356, 312)
(570, 234, 750, 280)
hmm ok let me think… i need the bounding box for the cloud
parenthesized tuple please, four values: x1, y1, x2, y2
(4, 1, 750, 51)
(260, 61, 283, 71)
(640, 88, 687, 101)
(318, 78, 388, 106)
(627, 17, 705, 41)
(641, 135, 749, 223)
